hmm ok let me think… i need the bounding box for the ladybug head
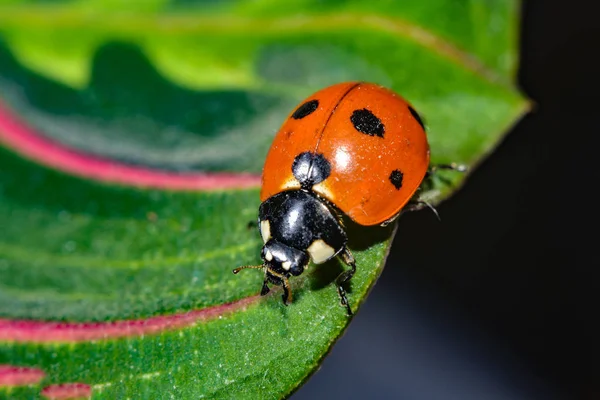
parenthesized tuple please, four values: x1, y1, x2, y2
(261, 239, 309, 277)
(233, 239, 310, 306)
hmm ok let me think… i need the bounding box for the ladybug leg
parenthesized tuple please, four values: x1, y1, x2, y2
(261, 279, 271, 296)
(402, 200, 441, 220)
(403, 162, 467, 221)
(282, 279, 292, 305)
(335, 248, 357, 316)
(265, 269, 293, 306)
(428, 162, 468, 175)
(424, 162, 468, 187)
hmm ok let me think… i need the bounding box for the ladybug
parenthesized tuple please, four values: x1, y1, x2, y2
(234, 82, 464, 315)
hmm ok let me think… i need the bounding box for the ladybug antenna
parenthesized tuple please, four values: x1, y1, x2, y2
(233, 265, 264, 274)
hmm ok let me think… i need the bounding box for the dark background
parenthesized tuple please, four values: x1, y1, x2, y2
(296, 1, 598, 399)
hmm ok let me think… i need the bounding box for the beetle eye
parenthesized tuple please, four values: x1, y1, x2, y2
(289, 262, 304, 277)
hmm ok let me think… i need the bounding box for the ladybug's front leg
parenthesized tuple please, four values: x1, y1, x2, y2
(335, 248, 357, 316)
(265, 269, 293, 306)
(261, 279, 270, 296)
(280, 277, 292, 306)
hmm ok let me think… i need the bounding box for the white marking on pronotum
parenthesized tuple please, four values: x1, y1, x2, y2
(281, 178, 302, 191)
(260, 220, 271, 243)
(282, 261, 292, 270)
(265, 250, 273, 261)
(312, 182, 335, 202)
(307, 239, 335, 264)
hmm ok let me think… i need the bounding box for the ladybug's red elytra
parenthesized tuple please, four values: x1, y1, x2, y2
(234, 82, 465, 315)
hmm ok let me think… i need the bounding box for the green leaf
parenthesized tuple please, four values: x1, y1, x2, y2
(0, 1, 527, 399)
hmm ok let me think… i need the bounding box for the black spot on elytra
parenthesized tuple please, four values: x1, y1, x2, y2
(350, 108, 384, 137)
(408, 106, 425, 130)
(292, 100, 319, 119)
(292, 152, 331, 187)
(389, 169, 404, 190)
